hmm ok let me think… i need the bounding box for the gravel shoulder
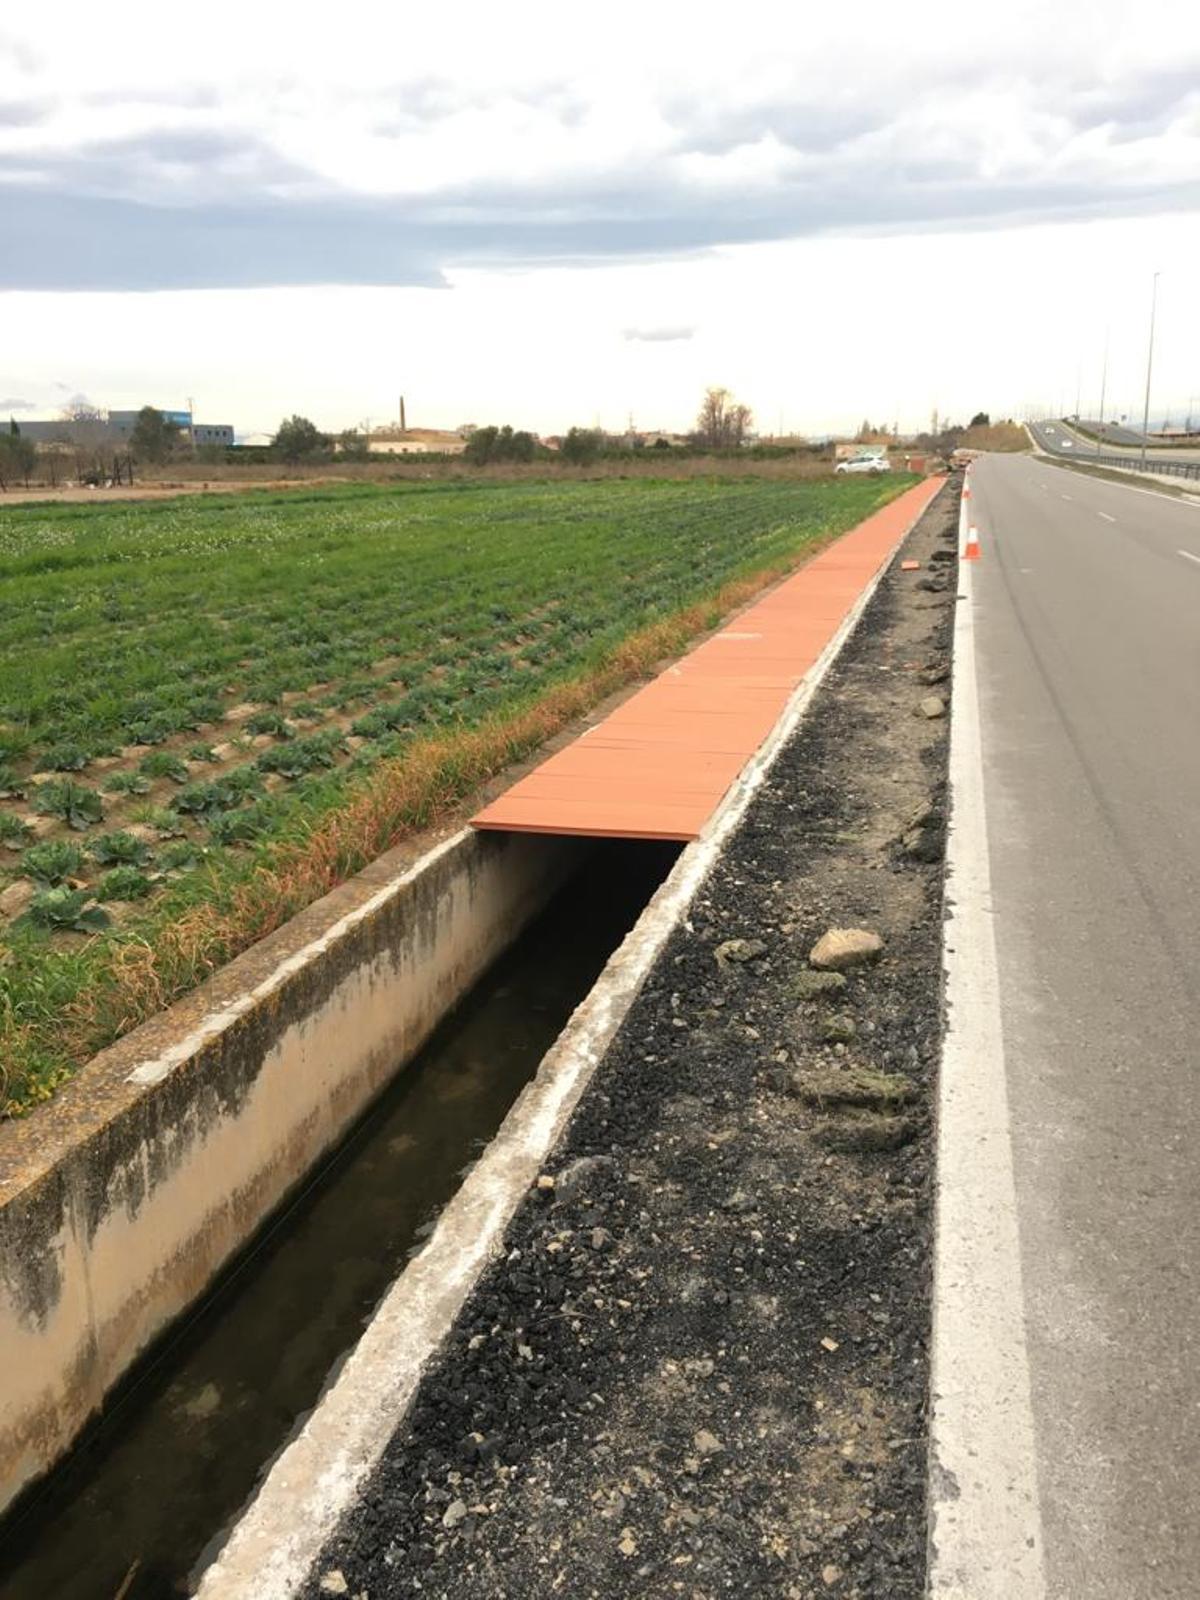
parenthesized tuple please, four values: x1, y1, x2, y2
(301, 482, 959, 1600)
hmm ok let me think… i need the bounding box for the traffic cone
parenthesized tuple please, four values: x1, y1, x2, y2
(964, 526, 982, 561)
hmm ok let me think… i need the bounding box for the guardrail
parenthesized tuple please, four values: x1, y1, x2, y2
(1038, 442, 1200, 482)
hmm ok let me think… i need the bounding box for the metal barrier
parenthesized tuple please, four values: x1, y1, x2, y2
(1038, 439, 1200, 482)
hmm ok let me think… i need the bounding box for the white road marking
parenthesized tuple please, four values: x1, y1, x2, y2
(1040, 461, 1200, 512)
(928, 542, 1047, 1598)
(1179, 549, 1200, 567)
(1097, 512, 1116, 523)
(1060, 493, 1073, 501)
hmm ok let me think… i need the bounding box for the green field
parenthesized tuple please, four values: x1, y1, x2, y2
(0, 473, 909, 1107)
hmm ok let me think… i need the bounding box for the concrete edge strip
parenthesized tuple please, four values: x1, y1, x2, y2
(197, 481, 945, 1599)
(126, 830, 466, 1088)
(926, 540, 1047, 1596)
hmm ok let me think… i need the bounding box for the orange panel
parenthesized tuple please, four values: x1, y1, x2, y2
(472, 478, 943, 839)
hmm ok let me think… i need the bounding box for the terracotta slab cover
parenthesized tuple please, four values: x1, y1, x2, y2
(472, 478, 943, 841)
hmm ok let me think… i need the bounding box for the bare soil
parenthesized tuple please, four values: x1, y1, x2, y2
(299, 480, 960, 1599)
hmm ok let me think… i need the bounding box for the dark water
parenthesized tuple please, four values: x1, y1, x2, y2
(0, 839, 679, 1600)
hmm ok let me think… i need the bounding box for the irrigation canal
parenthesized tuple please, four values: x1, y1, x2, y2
(0, 839, 680, 1600)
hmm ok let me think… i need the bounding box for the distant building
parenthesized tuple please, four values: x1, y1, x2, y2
(108, 408, 193, 435)
(15, 408, 232, 449)
(192, 424, 234, 448)
(365, 428, 467, 456)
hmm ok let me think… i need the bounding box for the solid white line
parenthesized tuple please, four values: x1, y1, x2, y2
(1097, 511, 1116, 523)
(1179, 549, 1200, 567)
(927, 539, 1047, 1598)
(1040, 460, 1200, 511)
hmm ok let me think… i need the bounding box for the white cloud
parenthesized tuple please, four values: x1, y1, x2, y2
(1, 0, 1198, 433)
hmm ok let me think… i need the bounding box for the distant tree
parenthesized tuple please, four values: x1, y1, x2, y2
(0, 432, 36, 489)
(338, 429, 371, 461)
(129, 406, 181, 464)
(695, 387, 753, 451)
(559, 427, 606, 465)
(464, 425, 500, 465)
(969, 411, 991, 428)
(463, 424, 539, 465)
(273, 415, 327, 461)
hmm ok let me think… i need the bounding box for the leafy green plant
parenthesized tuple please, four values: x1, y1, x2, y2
(31, 780, 104, 831)
(125, 714, 175, 746)
(208, 804, 272, 845)
(133, 806, 186, 838)
(223, 765, 265, 799)
(175, 780, 238, 817)
(158, 840, 206, 872)
(245, 710, 295, 739)
(256, 732, 344, 780)
(42, 742, 91, 773)
(15, 887, 110, 933)
(89, 831, 153, 868)
(0, 813, 34, 849)
(186, 742, 218, 763)
(20, 840, 84, 886)
(96, 866, 154, 902)
(103, 770, 153, 795)
(138, 751, 190, 784)
(0, 765, 27, 800)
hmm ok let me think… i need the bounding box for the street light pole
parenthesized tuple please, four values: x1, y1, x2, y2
(1139, 272, 1160, 470)
(1097, 328, 1109, 456)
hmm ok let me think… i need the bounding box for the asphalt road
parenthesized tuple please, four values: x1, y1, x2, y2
(1030, 418, 1200, 467)
(968, 452, 1200, 1597)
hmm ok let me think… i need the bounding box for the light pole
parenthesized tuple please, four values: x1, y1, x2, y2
(1096, 328, 1109, 455)
(1139, 272, 1160, 470)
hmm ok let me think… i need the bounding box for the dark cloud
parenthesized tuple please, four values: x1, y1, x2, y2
(1, 61, 1197, 291)
(1, 187, 447, 290)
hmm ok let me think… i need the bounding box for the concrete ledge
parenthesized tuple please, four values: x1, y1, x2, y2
(0, 826, 585, 1514)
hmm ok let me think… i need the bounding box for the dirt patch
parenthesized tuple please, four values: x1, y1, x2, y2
(297, 481, 959, 1600)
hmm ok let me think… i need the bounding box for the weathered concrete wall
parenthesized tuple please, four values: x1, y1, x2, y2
(0, 827, 584, 1514)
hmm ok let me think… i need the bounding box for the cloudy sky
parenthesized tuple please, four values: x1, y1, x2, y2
(2, 1, 1199, 437)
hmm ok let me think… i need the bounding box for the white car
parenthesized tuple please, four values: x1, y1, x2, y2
(836, 455, 891, 475)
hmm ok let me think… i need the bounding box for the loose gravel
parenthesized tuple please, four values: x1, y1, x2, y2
(301, 480, 959, 1600)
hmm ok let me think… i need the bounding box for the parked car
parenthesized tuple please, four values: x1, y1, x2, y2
(835, 455, 891, 475)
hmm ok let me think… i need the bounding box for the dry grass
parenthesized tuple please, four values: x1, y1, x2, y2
(958, 422, 1027, 452)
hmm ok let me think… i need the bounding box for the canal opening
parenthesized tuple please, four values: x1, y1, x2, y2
(0, 837, 681, 1600)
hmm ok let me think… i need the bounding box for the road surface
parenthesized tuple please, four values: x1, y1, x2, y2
(1029, 418, 1200, 468)
(963, 452, 1200, 1597)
